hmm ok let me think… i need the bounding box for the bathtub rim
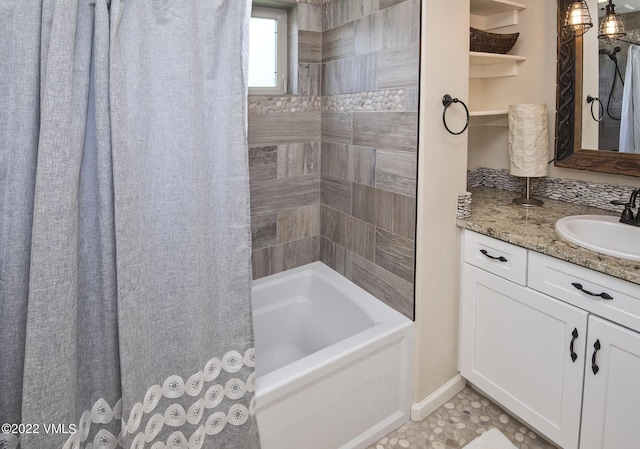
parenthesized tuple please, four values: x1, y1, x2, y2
(252, 261, 409, 326)
(251, 261, 413, 407)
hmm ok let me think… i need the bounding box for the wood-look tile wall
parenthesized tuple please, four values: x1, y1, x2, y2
(248, 0, 419, 320)
(248, 142, 321, 278)
(249, 1, 323, 280)
(320, 0, 419, 319)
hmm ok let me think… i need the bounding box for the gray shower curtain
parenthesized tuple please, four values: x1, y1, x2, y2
(0, 1, 259, 449)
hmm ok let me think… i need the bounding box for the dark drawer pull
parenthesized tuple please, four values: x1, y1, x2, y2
(591, 339, 601, 375)
(479, 249, 508, 262)
(571, 283, 613, 300)
(569, 328, 579, 363)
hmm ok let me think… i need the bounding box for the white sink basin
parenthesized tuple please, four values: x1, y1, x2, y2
(555, 215, 640, 261)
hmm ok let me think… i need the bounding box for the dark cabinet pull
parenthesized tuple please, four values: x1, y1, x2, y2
(479, 249, 508, 262)
(591, 339, 601, 375)
(569, 328, 579, 363)
(571, 283, 613, 300)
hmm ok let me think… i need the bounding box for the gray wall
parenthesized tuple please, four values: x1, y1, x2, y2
(248, 0, 420, 319)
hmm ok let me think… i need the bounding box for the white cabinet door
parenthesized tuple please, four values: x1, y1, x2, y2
(580, 316, 640, 449)
(460, 264, 588, 449)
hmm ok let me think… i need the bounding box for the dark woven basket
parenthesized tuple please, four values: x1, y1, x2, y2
(470, 27, 519, 54)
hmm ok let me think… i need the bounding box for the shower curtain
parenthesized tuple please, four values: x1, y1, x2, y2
(619, 45, 640, 153)
(0, 1, 259, 449)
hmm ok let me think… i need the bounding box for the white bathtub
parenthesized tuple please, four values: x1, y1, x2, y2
(252, 261, 414, 449)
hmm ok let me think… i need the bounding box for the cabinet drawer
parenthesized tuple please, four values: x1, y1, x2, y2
(463, 230, 527, 285)
(528, 251, 640, 333)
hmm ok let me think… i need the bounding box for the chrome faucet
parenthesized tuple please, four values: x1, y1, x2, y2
(611, 188, 640, 226)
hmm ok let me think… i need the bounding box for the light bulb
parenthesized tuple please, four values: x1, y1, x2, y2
(570, 5, 584, 25)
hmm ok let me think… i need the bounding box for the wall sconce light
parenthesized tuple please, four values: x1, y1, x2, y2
(563, 1, 593, 36)
(598, 0, 626, 43)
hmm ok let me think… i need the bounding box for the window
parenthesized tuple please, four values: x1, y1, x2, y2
(249, 6, 288, 95)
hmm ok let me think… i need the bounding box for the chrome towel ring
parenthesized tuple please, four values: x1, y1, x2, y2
(442, 94, 470, 135)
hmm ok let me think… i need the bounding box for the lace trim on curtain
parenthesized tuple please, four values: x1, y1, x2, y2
(0, 434, 19, 449)
(47, 348, 256, 449)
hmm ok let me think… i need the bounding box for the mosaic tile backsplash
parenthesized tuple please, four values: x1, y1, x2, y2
(467, 167, 639, 213)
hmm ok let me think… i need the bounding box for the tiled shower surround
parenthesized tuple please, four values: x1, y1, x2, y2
(248, 0, 420, 319)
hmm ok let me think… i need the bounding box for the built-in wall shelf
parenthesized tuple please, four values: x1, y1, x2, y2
(469, 109, 508, 117)
(467, 0, 524, 129)
(469, 52, 526, 78)
(470, 0, 526, 29)
(469, 111, 508, 127)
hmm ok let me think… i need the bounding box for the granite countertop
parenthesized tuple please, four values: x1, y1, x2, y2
(457, 187, 640, 286)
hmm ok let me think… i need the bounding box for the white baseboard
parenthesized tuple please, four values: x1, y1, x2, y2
(410, 374, 466, 422)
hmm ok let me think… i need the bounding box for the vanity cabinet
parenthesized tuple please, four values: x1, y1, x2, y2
(460, 233, 586, 449)
(460, 230, 640, 449)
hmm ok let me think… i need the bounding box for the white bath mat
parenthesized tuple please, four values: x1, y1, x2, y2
(463, 428, 518, 449)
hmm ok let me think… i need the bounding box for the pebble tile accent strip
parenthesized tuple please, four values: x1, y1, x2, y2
(248, 90, 413, 115)
(323, 90, 410, 112)
(248, 96, 322, 114)
(468, 167, 638, 213)
(366, 387, 557, 449)
(276, 0, 326, 4)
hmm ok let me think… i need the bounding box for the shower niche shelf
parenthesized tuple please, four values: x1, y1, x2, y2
(469, 52, 526, 78)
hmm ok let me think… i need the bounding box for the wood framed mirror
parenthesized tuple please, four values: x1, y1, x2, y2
(555, 0, 640, 177)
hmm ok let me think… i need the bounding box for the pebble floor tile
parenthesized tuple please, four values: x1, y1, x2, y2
(366, 387, 559, 449)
